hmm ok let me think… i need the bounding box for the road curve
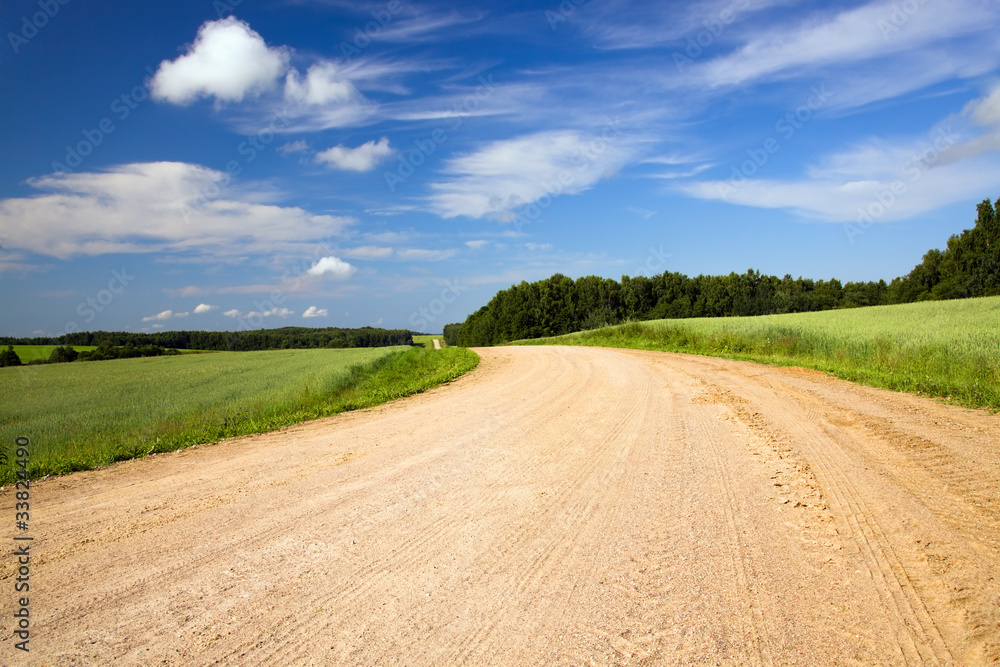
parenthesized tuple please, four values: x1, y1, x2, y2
(2, 346, 999, 665)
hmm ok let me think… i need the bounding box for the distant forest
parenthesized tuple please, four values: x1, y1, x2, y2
(2, 326, 414, 351)
(454, 196, 1000, 347)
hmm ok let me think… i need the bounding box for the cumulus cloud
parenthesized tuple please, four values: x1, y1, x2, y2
(316, 137, 393, 171)
(285, 61, 357, 106)
(257, 307, 292, 318)
(302, 306, 328, 318)
(280, 61, 373, 130)
(306, 256, 356, 279)
(193, 303, 217, 314)
(223, 309, 241, 318)
(142, 310, 189, 322)
(0, 162, 352, 259)
(151, 17, 289, 105)
(428, 129, 639, 219)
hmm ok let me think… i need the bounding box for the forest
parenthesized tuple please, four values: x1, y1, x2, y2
(454, 196, 1000, 347)
(2, 326, 414, 353)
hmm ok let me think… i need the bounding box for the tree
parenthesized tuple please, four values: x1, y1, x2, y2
(48, 345, 78, 363)
(0, 345, 22, 367)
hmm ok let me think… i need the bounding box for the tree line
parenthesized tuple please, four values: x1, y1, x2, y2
(1, 326, 415, 352)
(454, 195, 999, 347)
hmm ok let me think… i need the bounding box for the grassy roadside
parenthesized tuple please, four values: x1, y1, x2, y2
(514, 298, 1000, 411)
(1, 346, 479, 483)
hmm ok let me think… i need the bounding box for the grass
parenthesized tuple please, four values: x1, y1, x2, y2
(0, 346, 479, 483)
(12, 345, 98, 362)
(9, 345, 205, 363)
(412, 334, 446, 348)
(515, 296, 1000, 411)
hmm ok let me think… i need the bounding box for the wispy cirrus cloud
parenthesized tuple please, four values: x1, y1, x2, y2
(680, 84, 1000, 222)
(428, 128, 644, 219)
(689, 0, 999, 88)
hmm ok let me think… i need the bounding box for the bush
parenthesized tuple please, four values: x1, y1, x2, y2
(0, 345, 22, 367)
(48, 345, 78, 363)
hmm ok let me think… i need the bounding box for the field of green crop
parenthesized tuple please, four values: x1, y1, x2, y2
(0, 346, 479, 482)
(521, 296, 1000, 410)
(11, 345, 98, 362)
(412, 334, 446, 348)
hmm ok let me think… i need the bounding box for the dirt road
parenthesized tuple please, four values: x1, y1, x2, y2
(3, 346, 999, 665)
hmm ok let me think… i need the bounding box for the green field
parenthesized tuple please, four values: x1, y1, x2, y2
(518, 296, 1000, 410)
(9, 345, 208, 363)
(412, 334, 446, 348)
(11, 345, 98, 362)
(0, 346, 479, 482)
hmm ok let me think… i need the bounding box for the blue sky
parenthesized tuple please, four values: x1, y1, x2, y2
(1, 0, 999, 336)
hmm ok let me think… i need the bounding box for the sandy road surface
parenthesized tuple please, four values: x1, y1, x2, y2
(2, 346, 999, 665)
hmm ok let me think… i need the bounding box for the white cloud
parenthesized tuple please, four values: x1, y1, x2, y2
(306, 256, 356, 279)
(193, 303, 217, 314)
(688, 0, 1000, 91)
(256, 307, 293, 318)
(223, 309, 241, 318)
(316, 137, 393, 171)
(967, 86, 1000, 126)
(285, 61, 358, 106)
(278, 140, 309, 155)
(0, 162, 352, 259)
(142, 310, 189, 322)
(151, 18, 289, 105)
(681, 88, 1000, 223)
(303, 306, 328, 318)
(465, 240, 488, 249)
(428, 129, 640, 219)
(280, 61, 373, 131)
